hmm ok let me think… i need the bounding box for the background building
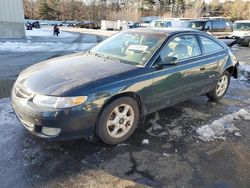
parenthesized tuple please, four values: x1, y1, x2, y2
(0, 0, 25, 38)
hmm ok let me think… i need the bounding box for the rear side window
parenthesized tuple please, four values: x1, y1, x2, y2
(199, 36, 223, 54)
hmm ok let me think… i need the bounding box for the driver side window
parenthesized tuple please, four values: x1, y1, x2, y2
(159, 35, 201, 63)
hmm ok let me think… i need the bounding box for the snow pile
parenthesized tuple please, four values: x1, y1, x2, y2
(235, 109, 250, 120)
(238, 62, 250, 81)
(0, 41, 96, 52)
(0, 98, 19, 126)
(196, 108, 250, 141)
(142, 139, 149, 145)
(26, 28, 74, 38)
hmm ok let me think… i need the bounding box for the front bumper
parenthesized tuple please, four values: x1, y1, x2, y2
(11, 88, 98, 140)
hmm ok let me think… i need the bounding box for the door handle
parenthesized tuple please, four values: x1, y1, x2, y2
(200, 67, 206, 71)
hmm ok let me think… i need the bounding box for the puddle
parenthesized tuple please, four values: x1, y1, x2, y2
(0, 79, 15, 98)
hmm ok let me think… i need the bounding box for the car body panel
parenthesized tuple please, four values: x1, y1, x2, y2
(17, 53, 138, 96)
(11, 90, 97, 139)
(11, 28, 238, 140)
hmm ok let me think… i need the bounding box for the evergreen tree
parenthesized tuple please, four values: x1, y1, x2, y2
(50, 0, 61, 20)
(38, 0, 58, 20)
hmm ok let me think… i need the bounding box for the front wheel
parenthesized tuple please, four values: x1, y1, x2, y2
(207, 71, 231, 101)
(96, 97, 139, 145)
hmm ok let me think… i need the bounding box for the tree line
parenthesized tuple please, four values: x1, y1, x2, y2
(23, 0, 250, 21)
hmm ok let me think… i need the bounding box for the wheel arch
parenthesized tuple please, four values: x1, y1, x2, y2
(225, 65, 238, 79)
(95, 92, 145, 130)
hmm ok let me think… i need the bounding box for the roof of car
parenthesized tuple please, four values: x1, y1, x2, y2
(184, 19, 207, 22)
(152, 19, 184, 22)
(184, 19, 230, 22)
(127, 27, 205, 35)
(234, 20, 250, 23)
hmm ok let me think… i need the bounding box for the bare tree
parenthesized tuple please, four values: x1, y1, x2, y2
(23, 0, 250, 21)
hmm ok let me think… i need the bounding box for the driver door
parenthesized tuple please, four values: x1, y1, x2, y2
(151, 34, 204, 112)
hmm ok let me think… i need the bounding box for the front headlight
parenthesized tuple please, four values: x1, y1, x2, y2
(33, 94, 88, 108)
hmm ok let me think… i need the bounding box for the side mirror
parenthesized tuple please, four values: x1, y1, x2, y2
(160, 56, 178, 65)
(154, 56, 178, 69)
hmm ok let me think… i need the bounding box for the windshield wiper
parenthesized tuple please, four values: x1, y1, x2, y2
(91, 52, 136, 65)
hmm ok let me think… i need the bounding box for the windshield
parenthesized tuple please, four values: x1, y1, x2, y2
(91, 31, 166, 66)
(233, 23, 250, 31)
(182, 21, 205, 30)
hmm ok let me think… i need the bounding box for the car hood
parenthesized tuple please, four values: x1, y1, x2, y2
(17, 53, 138, 96)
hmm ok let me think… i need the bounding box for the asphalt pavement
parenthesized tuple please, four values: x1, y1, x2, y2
(0, 29, 106, 98)
(0, 79, 250, 188)
(0, 30, 250, 187)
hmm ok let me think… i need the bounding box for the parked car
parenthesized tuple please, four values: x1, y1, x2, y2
(68, 23, 76, 27)
(232, 20, 250, 47)
(25, 21, 40, 29)
(182, 19, 233, 37)
(11, 28, 238, 144)
(76, 21, 100, 29)
(25, 22, 33, 30)
(127, 22, 141, 29)
(149, 19, 184, 28)
(51, 22, 60, 26)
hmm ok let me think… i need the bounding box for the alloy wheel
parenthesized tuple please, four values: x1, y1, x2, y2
(106, 104, 135, 139)
(216, 75, 229, 97)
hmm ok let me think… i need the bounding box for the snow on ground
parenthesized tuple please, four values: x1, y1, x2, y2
(26, 28, 75, 38)
(238, 61, 250, 81)
(196, 108, 250, 142)
(0, 98, 19, 126)
(0, 28, 97, 52)
(0, 41, 96, 52)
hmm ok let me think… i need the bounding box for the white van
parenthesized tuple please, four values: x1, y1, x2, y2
(233, 20, 250, 47)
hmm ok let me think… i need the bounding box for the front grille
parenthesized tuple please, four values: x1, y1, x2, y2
(14, 83, 34, 100)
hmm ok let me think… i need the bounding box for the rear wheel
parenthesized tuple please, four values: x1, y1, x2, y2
(96, 97, 139, 145)
(207, 71, 231, 101)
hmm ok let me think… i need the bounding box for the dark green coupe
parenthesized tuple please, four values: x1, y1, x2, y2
(11, 28, 238, 144)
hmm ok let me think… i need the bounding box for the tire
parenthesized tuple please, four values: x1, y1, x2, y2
(207, 71, 231, 101)
(96, 97, 139, 145)
(247, 39, 250, 47)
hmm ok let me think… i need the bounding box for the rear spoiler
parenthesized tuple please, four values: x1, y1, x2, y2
(218, 37, 237, 47)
